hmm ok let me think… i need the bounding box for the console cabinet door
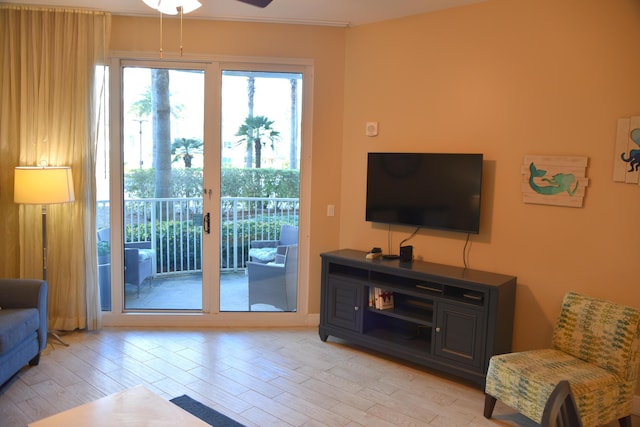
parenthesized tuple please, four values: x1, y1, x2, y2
(325, 276, 364, 332)
(434, 302, 485, 369)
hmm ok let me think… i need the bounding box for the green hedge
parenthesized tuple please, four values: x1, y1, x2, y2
(125, 167, 299, 199)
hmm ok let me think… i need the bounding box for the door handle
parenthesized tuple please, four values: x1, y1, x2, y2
(203, 212, 210, 234)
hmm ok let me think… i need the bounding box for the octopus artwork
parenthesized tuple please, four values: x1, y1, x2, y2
(620, 128, 640, 172)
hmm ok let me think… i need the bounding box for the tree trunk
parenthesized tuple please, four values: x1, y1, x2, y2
(290, 79, 299, 170)
(254, 137, 262, 168)
(152, 69, 172, 199)
(183, 153, 193, 168)
(245, 77, 255, 168)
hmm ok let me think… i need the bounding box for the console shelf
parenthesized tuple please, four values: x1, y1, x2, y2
(319, 249, 517, 386)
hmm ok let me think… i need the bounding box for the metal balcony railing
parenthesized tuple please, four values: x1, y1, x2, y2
(97, 197, 299, 275)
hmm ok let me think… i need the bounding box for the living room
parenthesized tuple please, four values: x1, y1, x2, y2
(1, 0, 640, 425)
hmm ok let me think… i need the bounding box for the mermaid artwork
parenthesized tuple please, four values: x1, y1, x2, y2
(528, 163, 579, 196)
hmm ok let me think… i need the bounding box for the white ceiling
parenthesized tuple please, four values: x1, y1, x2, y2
(2, 0, 484, 27)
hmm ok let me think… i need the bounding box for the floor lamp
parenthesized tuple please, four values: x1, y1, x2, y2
(14, 165, 75, 346)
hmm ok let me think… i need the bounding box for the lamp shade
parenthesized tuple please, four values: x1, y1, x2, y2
(14, 166, 75, 205)
(142, 0, 202, 15)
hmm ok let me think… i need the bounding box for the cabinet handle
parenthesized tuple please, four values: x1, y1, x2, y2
(436, 327, 441, 333)
(416, 284, 443, 293)
(354, 306, 359, 311)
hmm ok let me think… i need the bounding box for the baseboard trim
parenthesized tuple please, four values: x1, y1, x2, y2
(633, 395, 640, 416)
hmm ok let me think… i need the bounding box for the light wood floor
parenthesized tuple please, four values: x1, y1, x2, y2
(0, 327, 636, 426)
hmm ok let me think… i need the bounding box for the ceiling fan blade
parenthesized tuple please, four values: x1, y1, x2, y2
(235, 0, 273, 8)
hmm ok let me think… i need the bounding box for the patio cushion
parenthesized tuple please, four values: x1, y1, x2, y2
(249, 247, 277, 263)
(137, 248, 155, 262)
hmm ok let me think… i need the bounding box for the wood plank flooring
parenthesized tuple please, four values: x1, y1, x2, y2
(0, 327, 635, 426)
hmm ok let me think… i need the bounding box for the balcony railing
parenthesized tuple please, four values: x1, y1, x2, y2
(97, 197, 299, 275)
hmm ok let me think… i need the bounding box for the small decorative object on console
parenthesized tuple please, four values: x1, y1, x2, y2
(369, 287, 394, 309)
(366, 247, 382, 259)
(400, 245, 413, 263)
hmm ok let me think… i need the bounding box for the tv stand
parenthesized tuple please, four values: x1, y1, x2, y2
(319, 249, 516, 386)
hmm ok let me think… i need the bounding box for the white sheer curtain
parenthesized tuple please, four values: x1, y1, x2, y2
(0, 6, 111, 331)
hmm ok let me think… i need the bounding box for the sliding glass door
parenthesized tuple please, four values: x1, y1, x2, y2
(219, 69, 302, 312)
(100, 56, 310, 323)
(120, 64, 205, 310)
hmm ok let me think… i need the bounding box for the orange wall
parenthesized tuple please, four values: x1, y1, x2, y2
(341, 0, 640, 355)
(110, 16, 347, 314)
(111, 0, 640, 358)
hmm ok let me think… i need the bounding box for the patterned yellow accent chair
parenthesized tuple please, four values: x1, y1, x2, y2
(484, 292, 640, 427)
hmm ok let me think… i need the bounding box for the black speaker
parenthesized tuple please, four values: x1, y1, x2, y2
(400, 245, 413, 263)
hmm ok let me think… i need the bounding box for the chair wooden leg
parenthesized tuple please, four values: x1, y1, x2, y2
(484, 394, 497, 419)
(618, 415, 632, 427)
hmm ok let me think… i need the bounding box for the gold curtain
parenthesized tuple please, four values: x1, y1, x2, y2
(0, 6, 111, 331)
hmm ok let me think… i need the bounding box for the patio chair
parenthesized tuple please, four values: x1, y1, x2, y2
(248, 224, 298, 263)
(247, 244, 297, 311)
(97, 228, 155, 297)
(484, 291, 640, 427)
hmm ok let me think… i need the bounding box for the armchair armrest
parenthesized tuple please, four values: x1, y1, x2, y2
(250, 239, 279, 249)
(0, 279, 47, 310)
(124, 247, 143, 268)
(247, 261, 287, 310)
(0, 279, 48, 351)
(246, 261, 285, 279)
(124, 246, 154, 287)
(125, 241, 152, 250)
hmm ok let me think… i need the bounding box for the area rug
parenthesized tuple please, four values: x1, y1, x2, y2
(170, 394, 246, 427)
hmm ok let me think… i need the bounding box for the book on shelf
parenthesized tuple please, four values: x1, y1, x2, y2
(370, 287, 394, 310)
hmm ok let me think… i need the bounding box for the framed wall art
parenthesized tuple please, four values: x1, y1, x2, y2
(614, 116, 640, 184)
(521, 155, 589, 208)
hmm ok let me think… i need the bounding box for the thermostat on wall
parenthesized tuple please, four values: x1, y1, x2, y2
(366, 121, 378, 137)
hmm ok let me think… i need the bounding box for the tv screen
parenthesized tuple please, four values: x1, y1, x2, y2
(366, 152, 483, 234)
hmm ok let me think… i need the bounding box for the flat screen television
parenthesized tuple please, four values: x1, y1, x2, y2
(365, 152, 483, 234)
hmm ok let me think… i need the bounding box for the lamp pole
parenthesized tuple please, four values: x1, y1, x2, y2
(14, 165, 75, 347)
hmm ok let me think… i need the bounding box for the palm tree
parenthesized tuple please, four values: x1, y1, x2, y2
(129, 71, 186, 181)
(151, 69, 172, 199)
(290, 78, 299, 170)
(235, 115, 280, 168)
(246, 76, 255, 168)
(171, 137, 203, 168)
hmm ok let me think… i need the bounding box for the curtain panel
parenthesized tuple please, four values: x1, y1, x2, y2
(0, 6, 111, 331)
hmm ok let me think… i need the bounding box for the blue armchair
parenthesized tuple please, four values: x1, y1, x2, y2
(0, 279, 47, 386)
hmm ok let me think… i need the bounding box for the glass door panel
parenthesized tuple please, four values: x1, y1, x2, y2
(219, 70, 302, 312)
(121, 66, 205, 310)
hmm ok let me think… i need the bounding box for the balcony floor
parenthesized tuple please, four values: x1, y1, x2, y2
(121, 271, 283, 312)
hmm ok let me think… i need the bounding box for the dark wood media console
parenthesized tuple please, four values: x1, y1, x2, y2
(319, 249, 517, 386)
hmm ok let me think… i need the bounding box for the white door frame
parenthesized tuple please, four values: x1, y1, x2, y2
(102, 53, 314, 328)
